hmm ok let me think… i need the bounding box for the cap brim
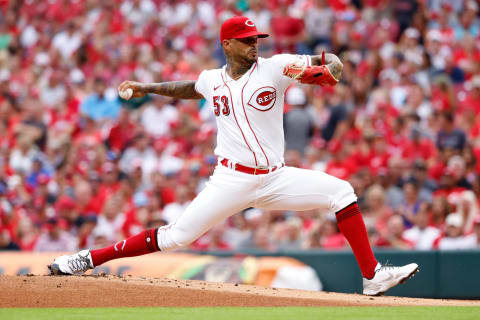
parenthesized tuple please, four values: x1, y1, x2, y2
(233, 31, 269, 39)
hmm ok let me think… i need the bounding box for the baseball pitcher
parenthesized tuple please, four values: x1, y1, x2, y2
(50, 16, 418, 296)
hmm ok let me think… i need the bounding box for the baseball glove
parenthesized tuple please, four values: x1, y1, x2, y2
(283, 51, 339, 87)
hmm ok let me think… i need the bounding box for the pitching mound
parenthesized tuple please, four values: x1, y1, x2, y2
(1, 275, 478, 308)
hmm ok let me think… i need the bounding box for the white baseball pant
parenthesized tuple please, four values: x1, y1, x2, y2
(156, 164, 357, 250)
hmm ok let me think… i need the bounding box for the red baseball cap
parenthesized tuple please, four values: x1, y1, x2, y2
(220, 16, 269, 42)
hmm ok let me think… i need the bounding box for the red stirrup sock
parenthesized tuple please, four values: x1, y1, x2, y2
(336, 202, 378, 279)
(90, 228, 160, 267)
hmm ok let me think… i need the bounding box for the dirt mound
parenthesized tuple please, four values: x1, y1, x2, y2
(1, 275, 478, 308)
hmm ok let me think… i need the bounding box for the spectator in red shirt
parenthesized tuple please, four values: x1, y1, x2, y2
(15, 215, 39, 251)
(375, 214, 414, 249)
(319, 215, 347, 250)
(401, 127, 437, 163)
(364, 184, 394, 236)
(429, 195, 450, 229)
(462, 76, 480, 116)
(107, 108, 137, 154)
(95, 162, 122, 212)
(271, 1, 305, 53)
(325, 140, 357, 180)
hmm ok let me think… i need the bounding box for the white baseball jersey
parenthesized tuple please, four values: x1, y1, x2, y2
(195, 54, 312, 167)
(154, 54, 357, 252)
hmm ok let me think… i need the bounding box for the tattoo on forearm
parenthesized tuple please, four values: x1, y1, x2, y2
(144, 81, 203, 99)
(311, 53, 343, 81)
(324, 53, 343, 81)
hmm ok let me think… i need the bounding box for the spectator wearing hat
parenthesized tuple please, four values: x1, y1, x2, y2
(363, 184, 394, 237)
(325, 140, 357, 180)
(223, 211, 255, 250)
(74, 179, 101, 216)
(304, 0, 334, 51)
(148, 171, 176, 206)
(408, 160, 437, 203)
(436, 112, 466, 152)
(141, 96, 179, 138)
(437, 155, 472, 196)
(321, 85, 348, 143)
(435, 213, 471, 250)
(107, 108, 138, 154)
(122, 191, 151, 239)
(25, 157, 50, 189)
(393, 0, 418, 37)
(55, 195, 78, 229)
(76, 214, 98, 250)
(17, 97, 48, 150)
(463, 215, 480, 248)
(0, 227, 20, 251)
(95, 162, 121, 212)
(52, 21, 82, 60)
(284, 86, 313, 155)
(314, 213, 346, 250)
(90, 195, 126, 245)
(453, 1, 480, 41)
(34, 218, 78, 252)
(119, 133, 155, 177)
(403, 203, 441, 250)
(270, 0, 305, 53)
(401, 127, 437, 165)
(162, 185, 192, 224)
(456, 190, 479, 233)
(80, 77, 121, 121)
(272, 216, 305, 251)
(368, 133, 391, 176)
(461, 76, 480, 122)
(15, 215, 39, 251)
(9, 135, 37, 174)
(40, 71, 67, 108)
(399, 28, 423, 66)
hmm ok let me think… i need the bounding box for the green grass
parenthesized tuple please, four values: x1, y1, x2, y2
(1, 307, 479, 320)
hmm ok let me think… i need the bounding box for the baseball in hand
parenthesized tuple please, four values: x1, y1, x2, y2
(119, 88, 133, 100)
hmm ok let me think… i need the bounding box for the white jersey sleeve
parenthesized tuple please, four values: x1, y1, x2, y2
(194, 70, 211, 99)
(268, 54, 312, 91)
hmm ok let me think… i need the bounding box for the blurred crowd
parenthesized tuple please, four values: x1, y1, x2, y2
(1, 0, 480, 253)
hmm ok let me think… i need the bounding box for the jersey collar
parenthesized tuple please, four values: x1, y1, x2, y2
(223, 62, 257, 83)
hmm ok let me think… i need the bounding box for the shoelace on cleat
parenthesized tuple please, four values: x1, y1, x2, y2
(67, 254, 90, 273)
(377, 261, 397, 272)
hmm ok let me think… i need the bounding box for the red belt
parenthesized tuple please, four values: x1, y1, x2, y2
(220, 158, 283, 175)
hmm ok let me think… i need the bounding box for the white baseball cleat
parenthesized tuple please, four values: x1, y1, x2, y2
(363, 262, 419, 296)
(48, 250, 94, 275)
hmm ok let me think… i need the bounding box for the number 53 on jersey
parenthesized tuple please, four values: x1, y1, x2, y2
(213, 95, 230, 116)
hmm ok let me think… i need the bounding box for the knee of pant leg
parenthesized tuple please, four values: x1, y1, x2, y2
(157, 225, 197, 251)
(172, 226, 198, 247)
(332, 179, 357, 212)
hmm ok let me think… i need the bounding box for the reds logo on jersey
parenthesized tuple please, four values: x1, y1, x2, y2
(247, 87, 277, 112)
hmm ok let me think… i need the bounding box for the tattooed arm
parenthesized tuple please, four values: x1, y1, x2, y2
(118, 80, 204, 100)
(310, 53, 343, 81)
